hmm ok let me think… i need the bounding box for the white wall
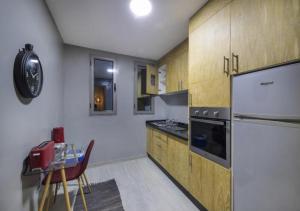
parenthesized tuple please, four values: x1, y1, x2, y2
(63, 45, 168, 165)
(0, 0, 64, 210)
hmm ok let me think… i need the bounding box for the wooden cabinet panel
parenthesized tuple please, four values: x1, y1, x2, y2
(167, 136, 189, 189)
(160, 40, 188, 93)
(152, 130, 168, 168)
(189, 152, 231, 211)
(146, 127, 153, 156)
(189, 5, 231, 107)
(189, 0, 232, 34)
(144, 64, 158, 94)
(231, 0, 300, 74)
(176, 47, 189, 90)
(166, 59, 178, 92)
(213, 163, 231, 211)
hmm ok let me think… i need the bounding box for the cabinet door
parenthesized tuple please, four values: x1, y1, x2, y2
(167, 137, 189, 189)
(177, 49, 189, 90)
(166, 59, 179, 92)
(189, 152, 231, 211)
(146, 128, 153, 155)
(231, 0, 300, 74)
(189, 152, 204, 206)
(145, 64, 158, 94)
(189, 5, 231, 107)
(213, 161, 231, 211)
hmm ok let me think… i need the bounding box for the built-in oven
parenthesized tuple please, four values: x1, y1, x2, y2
(190, 107, 231, 168)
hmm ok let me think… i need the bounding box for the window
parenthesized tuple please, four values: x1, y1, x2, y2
(134, 62, 155, 114)
(90, 56, 116, 115)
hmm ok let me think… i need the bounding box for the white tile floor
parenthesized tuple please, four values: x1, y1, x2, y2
(50, 157, 199, 211)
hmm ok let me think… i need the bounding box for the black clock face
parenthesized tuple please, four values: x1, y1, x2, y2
(14, 44, 43, 98)
(24, 54, 43, 97)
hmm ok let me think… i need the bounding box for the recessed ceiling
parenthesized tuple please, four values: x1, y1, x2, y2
(46, 0, 207, 60)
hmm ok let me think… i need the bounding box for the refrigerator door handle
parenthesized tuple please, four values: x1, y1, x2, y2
(233, 113, 300, 122)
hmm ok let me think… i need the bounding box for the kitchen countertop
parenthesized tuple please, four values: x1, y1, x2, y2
(146, 120, 188, 141)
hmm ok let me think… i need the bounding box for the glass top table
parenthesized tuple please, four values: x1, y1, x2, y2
(22, 143, 85, 176)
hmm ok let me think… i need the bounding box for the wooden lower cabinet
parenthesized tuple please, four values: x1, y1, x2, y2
(146, 128, 189, 189)
(146, 129, 231, 211)
(189, 152, 231, 211)
(146, 127, 153, 156)
(152, 129, 168, 169)
(167, 136, 189, 190)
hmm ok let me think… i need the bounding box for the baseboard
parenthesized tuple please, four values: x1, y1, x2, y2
(148, 154, 208, 211)
(88, 154, 147, 168)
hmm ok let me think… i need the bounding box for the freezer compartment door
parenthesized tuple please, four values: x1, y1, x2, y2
(232, 62, 300, 119)
(233, 119, 300, 211)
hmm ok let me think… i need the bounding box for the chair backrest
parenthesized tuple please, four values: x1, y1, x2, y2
(78, 140, 94, 175)
(52, 127, 65, 143)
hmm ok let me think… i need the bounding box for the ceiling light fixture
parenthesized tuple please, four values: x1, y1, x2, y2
(130, 0, 152, 17)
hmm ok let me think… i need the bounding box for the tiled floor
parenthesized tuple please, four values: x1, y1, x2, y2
(50, 157, 199, 211)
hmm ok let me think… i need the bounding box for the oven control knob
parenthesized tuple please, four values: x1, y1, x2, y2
(194, 110, 200, 115)
(203, 110, 208, 116)
(213, 111, 220, 117)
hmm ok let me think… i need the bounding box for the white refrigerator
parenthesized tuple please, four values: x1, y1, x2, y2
(232, 62, 300, 211)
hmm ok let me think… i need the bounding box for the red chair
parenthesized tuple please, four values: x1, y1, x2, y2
(43, 140, 94, 211)
(52, 127, 92, 192)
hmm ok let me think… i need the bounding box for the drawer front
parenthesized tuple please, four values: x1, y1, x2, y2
(153, 130, 167, 142)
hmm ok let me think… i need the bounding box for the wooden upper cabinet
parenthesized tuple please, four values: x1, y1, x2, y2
(230, 0, 300, 74)
(166, 58, 178, 92)
(142, 64, 158, 95)
(189, 5, 231, 107)
(160, 39, 188, 93)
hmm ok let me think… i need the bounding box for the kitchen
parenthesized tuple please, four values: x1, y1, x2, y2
(0, 0, 299, 211)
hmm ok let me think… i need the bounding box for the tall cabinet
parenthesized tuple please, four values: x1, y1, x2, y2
(189, 4, 231, 107)
(230, 0, 300, 74)
(188, 0, 299, 211)
(189, 0, 300, 107)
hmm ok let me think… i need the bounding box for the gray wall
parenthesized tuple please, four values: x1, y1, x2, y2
(63, 45, 167, 165)
(0, 0, 64, 210)
(161, 93, 189, 123)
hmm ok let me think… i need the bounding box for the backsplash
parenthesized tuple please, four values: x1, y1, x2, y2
(160, 93, 188, 123)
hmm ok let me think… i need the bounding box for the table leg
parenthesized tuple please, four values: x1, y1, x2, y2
(45, 184, 53, 211)
(60, 168, 72, 211)
(78, 178, 88, 211)
(38, 171, 53, 211)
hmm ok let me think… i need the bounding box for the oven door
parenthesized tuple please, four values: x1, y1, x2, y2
(190, 118, 231, 168)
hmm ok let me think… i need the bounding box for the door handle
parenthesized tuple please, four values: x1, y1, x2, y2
(232, 53, 239, 73)
(223, 56, 230, 76)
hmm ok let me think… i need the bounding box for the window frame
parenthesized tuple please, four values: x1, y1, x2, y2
(90, 55, 117, 115)
(133, 61, 155, 115)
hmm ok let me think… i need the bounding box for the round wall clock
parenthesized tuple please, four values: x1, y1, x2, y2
(14, 44, 43, 98)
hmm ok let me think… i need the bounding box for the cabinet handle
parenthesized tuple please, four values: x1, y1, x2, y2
(223, 56, 230, 76)
(232, 53, 239, 73)
(181, 80, 183, 90)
